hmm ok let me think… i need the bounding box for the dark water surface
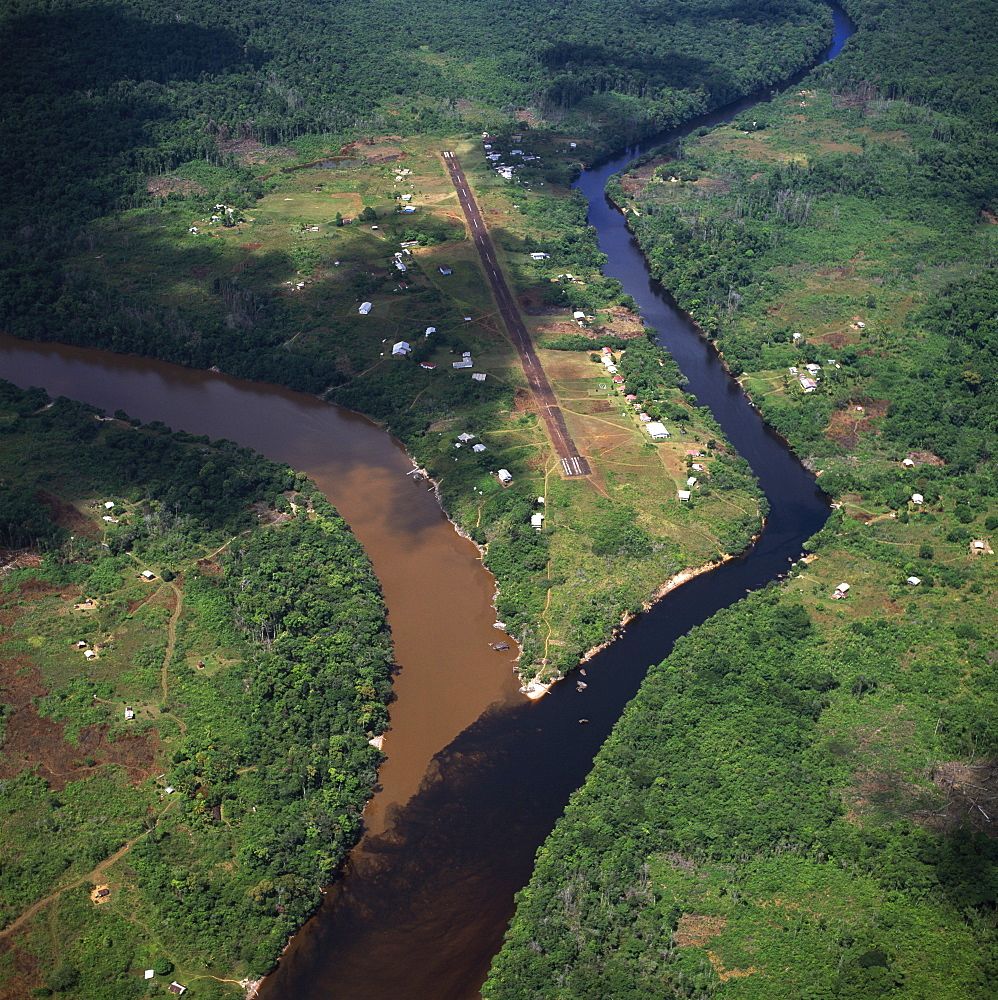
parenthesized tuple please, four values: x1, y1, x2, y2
(0, 333, 524, 839)
(0, 7, 853, 997)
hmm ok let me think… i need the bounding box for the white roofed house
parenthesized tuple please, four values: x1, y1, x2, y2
(530, 513, 545, 530)
(392, 341, 412, 356)
(358, 302, 373, 315)
(645, 422, 669, 440)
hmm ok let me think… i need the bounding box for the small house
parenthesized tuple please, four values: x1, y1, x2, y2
(104, 501, 115, 509)
(392, 341, 412, 356)
(124, 707, 135, 721)
(358, 302, 373, 315)
(141, 570, 155, 580)
(646, 422, 669, 440)
(799, 377, 818, 392)
(84, 649, 96, 660)
(438, 266, 452, 275)
(401, 193, 412, 201)
(472, 443, 486, 452)
(573, 311, 586, 321)
(902, 458, 915, 468)
(402, 206, 416, 213)
(911, 493, 924, 505)
(685, 449, 701, 457)
(103, 516, 118, 523)
(425, 327, 436, 337)
(530, 513, 545, 530)
(144, 970, 155, 980)
(472, 372, 487, 381)
(420, 362, 437, 370)
(907, 576, 921, 586)
(677, 490, 692, 502)
(457, 433, 476, 442)
(75, 640, 87, 649)
(529, 253, 551, 260)
(497, 469, 513, 485)
(835, 583, 851, 596)
(168, 984, 187, 997)
(691, 463, 704, 472)
(453, 359, 473, 369)
(394, 260, 407, 271)
(687, 476, 698, 487)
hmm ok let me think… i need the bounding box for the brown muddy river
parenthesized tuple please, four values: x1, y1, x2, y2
(0, 332, 525, 839)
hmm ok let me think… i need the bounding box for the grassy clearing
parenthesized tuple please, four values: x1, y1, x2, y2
(53, 127, 762, 679)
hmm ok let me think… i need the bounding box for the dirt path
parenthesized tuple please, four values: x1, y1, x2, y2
(160, 584, 182, 702)
(0, 800, 176, 942)
(440, 151, 590, 478)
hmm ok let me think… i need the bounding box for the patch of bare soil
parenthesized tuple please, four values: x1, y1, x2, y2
(674, 913, 726, 948)
(825, 399, 888, 447)
(983, 209, 998, 225)
(814, 327, 861, 349)
(0, 711, 159, 791)
(905, 450, 945, 467)
(916, 761, 998, 836)
(539, 320, 584, 340)
(35, 491, 99, 540)
(600, 306, 646, 339)
(520, 292, 562, 317)
(0, 609, 158, 790)
(620, 161, 661, 196)
(348, 136, 405, 164)
(0, 651, 46, 710)
(146, 176, 207, 198)
(0, 936, 42, 1000)
(216, 136, 296, 165)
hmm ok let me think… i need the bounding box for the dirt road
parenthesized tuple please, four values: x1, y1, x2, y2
(441, 151, 590, 477)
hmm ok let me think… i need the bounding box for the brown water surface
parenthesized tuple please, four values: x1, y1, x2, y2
(0, 332, 524, 835)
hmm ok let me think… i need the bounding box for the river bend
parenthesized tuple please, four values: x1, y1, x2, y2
(0, 5, 852, 996)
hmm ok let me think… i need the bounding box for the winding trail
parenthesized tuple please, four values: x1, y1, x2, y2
(440, 151, 590, 478)
(0, 799, 177, 942)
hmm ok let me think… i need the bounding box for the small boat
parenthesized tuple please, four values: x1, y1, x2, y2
(493, 642, 510, 651)
(578, 718, 589, 724)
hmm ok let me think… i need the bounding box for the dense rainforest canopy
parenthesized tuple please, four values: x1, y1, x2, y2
(0, 0, 831, 233)
(0, 382, 393, 994)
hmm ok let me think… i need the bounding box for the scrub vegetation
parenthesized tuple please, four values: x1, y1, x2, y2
(0, 382, 392, 997)
(486, 0, 998, 996)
